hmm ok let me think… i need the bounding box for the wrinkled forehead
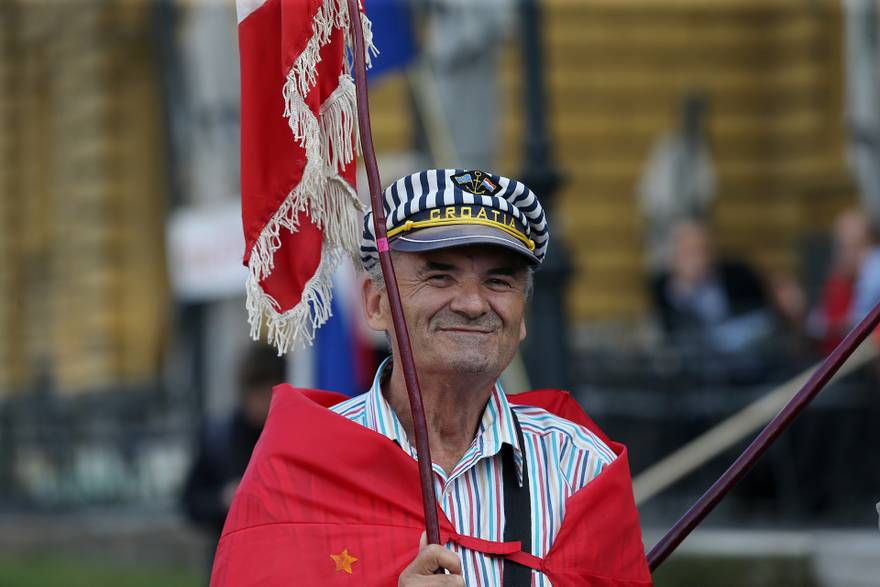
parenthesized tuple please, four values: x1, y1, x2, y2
(404, 245, 531, 272)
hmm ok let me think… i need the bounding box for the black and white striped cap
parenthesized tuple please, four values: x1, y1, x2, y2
(361, 169, 549, 271)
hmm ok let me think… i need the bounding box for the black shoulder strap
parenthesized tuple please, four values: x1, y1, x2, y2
(502, 410, 532, 586)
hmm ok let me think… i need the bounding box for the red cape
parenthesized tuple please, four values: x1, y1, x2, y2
(210, 386, 652, 586)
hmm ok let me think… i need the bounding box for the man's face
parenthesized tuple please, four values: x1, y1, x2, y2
(833, 210, 869, 276)
(671, 222, 713, 285)
(363, 245, 529, 380)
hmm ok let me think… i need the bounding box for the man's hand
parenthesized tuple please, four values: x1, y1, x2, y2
(398, 532, 464, 586)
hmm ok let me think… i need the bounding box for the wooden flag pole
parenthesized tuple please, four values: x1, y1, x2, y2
(346, 0, 443, 547)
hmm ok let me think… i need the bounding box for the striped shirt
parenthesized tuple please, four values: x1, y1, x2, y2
(331, 360, 617, 586)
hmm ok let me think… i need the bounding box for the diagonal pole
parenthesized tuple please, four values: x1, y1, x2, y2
(346, 0, 442, 547)
(648, 300, 880, 571)
(634, 341, 878, 505)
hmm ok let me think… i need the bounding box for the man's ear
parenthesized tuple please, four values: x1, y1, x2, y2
(519, 315, 527, 342)
(362, 276, 389, 332)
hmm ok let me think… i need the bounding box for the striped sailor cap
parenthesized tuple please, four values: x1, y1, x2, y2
(361, 169, 549, 270)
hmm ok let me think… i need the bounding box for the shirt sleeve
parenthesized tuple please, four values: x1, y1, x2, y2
(557, 428, 617, 492)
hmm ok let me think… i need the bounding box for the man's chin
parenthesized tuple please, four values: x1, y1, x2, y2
(415, 332, 512, 377)
(430, 353, 500, 376)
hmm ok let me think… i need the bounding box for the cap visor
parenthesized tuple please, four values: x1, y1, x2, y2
(389, 225, 539, 264)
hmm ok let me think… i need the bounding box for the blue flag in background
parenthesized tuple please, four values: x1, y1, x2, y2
(314, 267, 377, 397)
(366, 0, 417, 80)
(315, 0, 415, 396)
(315, 283, 359, 396)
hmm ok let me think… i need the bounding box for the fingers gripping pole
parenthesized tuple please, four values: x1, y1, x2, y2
(346, 0, 443, 547)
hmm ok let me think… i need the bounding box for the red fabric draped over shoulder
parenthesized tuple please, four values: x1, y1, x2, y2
(210, 385, 652, 586)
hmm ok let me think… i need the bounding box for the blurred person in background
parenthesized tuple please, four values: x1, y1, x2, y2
(808, 208, 872, 355)
(850, 214, 880, 328)
(638, 93, 716, 271)
(795, 209, 880, 516)
(650, 219, 779, 383)
(651, 219, 774, 350)
(181, 344, 285, 565)
(424, 0, 514, 168)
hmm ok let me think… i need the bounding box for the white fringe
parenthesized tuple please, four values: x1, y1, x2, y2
(246, 0, 374, 352)
(245, 177, 362, 352)
(246, 246, 339, 355)
(343, 10, 379, 75)
(320, 75, 360, 174)
(360, 10, 379, 67)
(282, 0, 376, 142)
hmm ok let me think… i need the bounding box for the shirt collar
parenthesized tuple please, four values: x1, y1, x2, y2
(364, 357, 411, 451)
(365, 357, 525, 484)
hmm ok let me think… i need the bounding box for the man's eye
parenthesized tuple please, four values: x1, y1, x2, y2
(426, 274, 452, 285)
(487, 278, 513, 289)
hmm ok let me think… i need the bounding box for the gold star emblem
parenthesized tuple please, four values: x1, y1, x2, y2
(330, 548, 358, 574)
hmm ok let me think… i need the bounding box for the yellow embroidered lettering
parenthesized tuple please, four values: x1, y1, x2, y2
(476, 208, 489, 221)
(460, 207, 472, 218)
(491, 210, 501, 223)
(430, 209, 441, 221)
(445, 207, 456, 220)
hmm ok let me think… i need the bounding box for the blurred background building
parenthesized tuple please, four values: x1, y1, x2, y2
(0, 0, 878, 585)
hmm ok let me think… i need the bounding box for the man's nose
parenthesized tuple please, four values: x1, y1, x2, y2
(449, 279, 490, 318)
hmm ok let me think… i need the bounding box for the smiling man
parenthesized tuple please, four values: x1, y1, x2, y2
(331, 169, 632, 586)
(211, 169, 651, 587)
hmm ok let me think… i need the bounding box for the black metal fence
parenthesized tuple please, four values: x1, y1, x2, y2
(0, 385, 195, 511)
(572, 345, 880, 527)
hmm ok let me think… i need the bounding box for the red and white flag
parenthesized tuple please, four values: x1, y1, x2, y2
(237, 0, 376, 353)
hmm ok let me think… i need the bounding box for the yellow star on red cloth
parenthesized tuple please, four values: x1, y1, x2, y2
(330, 548, 358, 574)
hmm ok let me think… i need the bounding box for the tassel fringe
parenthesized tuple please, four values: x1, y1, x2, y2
(247, 0, 373, 352)
(246, 246, 338, 355)
(320, 76, 360, 176)
(282, 0, 376, 141)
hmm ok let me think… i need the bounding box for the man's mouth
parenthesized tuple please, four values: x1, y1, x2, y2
(438, 327, 494, 334)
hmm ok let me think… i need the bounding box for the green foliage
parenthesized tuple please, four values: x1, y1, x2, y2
(0, 555, 201, 587)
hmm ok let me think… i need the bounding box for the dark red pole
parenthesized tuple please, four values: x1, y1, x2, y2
(648, 300, 880, 571)
(346, 0, 442, 547)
